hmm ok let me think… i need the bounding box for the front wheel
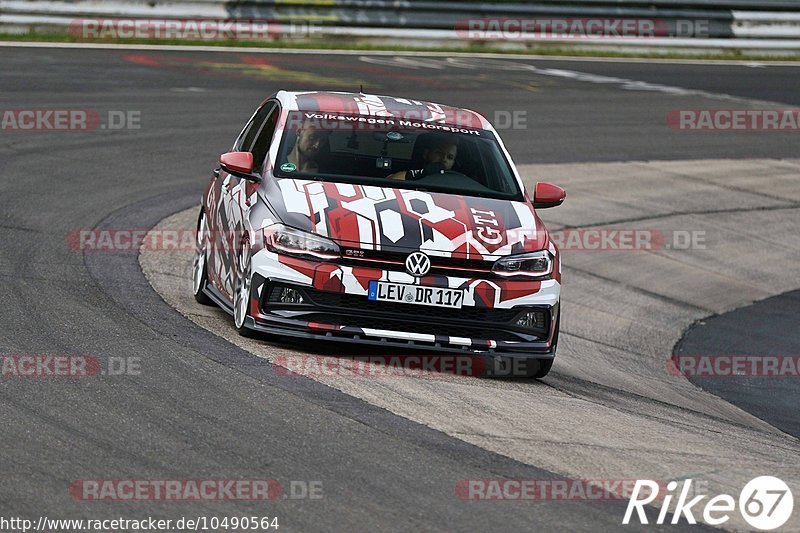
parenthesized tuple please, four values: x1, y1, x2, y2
(483, 317, 558, 379)
(530, 316, 559, 379)
(192, 210, 214, 305)
(232, 235, 256, 337)
(482, 356, 553, 379)
(528, 358, 554, 379)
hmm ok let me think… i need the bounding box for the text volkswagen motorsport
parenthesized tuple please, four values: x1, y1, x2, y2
(193, 91, 566, 377)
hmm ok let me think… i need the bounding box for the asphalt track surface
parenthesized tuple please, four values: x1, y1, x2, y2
(676, 289, 800, 440)
(1, 45, 798, 531)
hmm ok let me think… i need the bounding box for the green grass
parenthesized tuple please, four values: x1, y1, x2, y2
(2, 32, 799, 62)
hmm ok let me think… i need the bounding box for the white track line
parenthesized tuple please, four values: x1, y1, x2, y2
(1, 40, 800, 66)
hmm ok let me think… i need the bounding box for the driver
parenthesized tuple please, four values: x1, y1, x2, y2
(285, 125, 331, 173)
(388, 137, 458, 181)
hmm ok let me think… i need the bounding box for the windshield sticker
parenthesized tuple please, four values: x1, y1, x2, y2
(297, 113, 482, 136)
(280, 162, 297, 173)
(387, 131, 403, 141)
(304, 113, 395, 125)
(397, 120, 481, 135)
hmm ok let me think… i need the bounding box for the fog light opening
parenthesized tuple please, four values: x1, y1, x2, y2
(516, 311, 544, 329)
(278, 287, 304, 304)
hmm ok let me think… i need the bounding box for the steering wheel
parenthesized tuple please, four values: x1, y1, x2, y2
(417, 162, 469, 179)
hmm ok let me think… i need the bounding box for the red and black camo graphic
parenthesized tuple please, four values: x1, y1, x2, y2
(292, 92, 488, 128)
(266, 178, 545, 258)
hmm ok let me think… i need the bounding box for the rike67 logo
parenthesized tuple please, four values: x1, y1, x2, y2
(624, 476, 793, 530)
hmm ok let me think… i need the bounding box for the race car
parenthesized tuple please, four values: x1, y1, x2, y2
(192, 91, 565, 378)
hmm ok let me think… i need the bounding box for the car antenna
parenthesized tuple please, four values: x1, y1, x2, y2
(359, 84, 364, 94)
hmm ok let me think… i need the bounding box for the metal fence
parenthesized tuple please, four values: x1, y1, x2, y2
(1, 0, 799, 50)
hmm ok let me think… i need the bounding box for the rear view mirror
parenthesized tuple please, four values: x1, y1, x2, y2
(219, 152, 261, 183)
(532, 182, 566, 209)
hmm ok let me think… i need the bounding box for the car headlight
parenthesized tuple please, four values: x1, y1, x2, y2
(492, 250, 553, 278)
(263, 224, 340, 260)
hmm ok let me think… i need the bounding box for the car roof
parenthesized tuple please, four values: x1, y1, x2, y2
(274, 90, 493, 130)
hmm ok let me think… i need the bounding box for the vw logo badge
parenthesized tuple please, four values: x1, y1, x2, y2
(405, 251, 431, 277)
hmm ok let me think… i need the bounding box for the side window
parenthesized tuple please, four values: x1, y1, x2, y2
(250, 107, 279, 173)
(235, 102, 277, 154)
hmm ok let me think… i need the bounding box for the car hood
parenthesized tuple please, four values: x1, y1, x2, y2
(263, 178, 546, 259)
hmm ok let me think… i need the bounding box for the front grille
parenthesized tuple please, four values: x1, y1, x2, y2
(262, 283, 550, 341)
(304, 288, 520, 323)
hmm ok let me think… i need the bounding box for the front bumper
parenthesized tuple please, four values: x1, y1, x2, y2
(242, 249, 561, 358)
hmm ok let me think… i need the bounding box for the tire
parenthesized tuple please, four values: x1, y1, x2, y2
(528, 358, 554, 379)
(482, 316, 559, 379)
(530, 315, 560, 379)
(232, 234, 257, 337)
(192, 210, 214, 306)
(481, 356, 550, 379)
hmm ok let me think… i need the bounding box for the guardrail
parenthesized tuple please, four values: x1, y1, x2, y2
(1, 0, 799, 52)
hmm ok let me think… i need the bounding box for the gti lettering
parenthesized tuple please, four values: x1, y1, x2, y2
(470, 208, 503, 245)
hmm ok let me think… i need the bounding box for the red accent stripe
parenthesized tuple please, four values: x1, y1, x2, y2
(307, 321, 340, 331)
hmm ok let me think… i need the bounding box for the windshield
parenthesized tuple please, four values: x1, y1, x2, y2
(274, 111, 523, 201)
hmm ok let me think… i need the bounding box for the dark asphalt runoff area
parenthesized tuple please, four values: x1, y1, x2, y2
(676, 289, 800, 439)
(0, 44, 797, 531)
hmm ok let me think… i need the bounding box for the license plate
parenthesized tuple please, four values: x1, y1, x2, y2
(367, 281, 464, 309)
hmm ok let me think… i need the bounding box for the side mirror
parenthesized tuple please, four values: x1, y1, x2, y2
(219, 152, 261, 183)
(532, 182, 566, 209)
